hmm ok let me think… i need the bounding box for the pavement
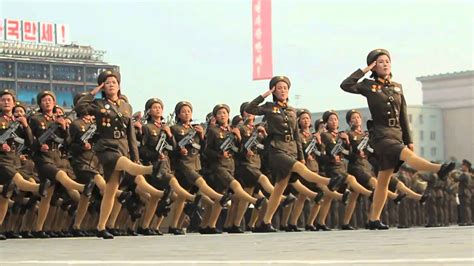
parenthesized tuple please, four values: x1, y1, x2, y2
(0, 226, 473, 265)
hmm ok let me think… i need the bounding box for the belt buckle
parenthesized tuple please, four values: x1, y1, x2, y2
(388, 118, 396, 127)
(285, 135, 291, 142)
(113, 130, 121, 139)
(388, 96, 395, 102)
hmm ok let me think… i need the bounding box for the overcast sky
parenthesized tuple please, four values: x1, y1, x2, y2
(2, 0, 473, 120)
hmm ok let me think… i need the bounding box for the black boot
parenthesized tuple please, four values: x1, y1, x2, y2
(437, 162, 455, 181)
(367, 220, 389, 230)
(137, 227, 156, 236)
(315, 223, 331, 231)
(117, 191, 133, 204)
(288, 224, 302, 232)
(419, 193, 430, 205)
(341, 224, 356, 230)
(152, 161, 166, 180)
(0, 233, 6, 240)
(254, 197, 266, 210)
(168, 227, 185, 235)
(82, 179, 95, 197)
(38, 179, 51, 197)
(219, 190, 233, 207)
(227, 225, 244, 234)
(393, 193, 406, 205)
(281, 193, 296, 207)
(314, 192, 324, 204)
(31, 231, 50, 238)
(305, 224, 317, 231)
(5, 231, 21, 239)
(342, 189, 351, 205)
(96, 229, 114, 239)
(1, 178, 15, 198)
(254, 223, 277, 233)
(184, 194, 202, 217)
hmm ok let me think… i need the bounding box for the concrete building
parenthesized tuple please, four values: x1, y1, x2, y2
(417, 70, 473, 162)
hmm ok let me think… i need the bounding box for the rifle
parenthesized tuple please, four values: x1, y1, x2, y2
(330, 139, 349, 157)
(244, 130, 264, 151)
(80, 123, 97, 144)
(155, 132, 173, 155)
(219, 133, 239, 153)
(178, 127, 201, 150)
(0, 109, 34, 144)
(37, 110, 75, 145)
(304, 136, 322, 157)
(357, 134, 374, 153)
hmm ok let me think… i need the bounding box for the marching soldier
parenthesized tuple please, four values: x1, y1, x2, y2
(340, 48, 455, 229)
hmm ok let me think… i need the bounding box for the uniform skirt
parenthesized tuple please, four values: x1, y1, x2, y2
(371, 135, 404, 172)
(235, 163, 262, 188)
(268, 146, 298, 183)
(348, 162, 373, 189)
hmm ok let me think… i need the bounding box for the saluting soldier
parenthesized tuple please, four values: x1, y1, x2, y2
(245, 76, 343, 233)
(75, 70, 161, 239)
(340, 48, 455, 229)
(454, 159, 472, 226)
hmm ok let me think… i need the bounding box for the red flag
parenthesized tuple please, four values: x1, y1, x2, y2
(252, 0, 273, 80)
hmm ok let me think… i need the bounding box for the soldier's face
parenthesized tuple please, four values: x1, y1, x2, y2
(104, 77, 120, 97)
(0, 94, 14, 112)
(215, 108, 229, 125)
(327, 114, 339, 130)
(150, 103, 163, 118)
(41, 95, 55, 112)
(178, 105, 192, 123)
(243, 112, 255, 122)
(273, 81, 289, 101)
(298, 113, 311, 129)
(13, 107, 25, 117)
(374, 55, 391, 78)
(350, 113, 362, 127)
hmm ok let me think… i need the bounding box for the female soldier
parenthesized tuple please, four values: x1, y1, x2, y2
(245, 76, 344, 232)
(343, 109, 404, 230)
(0, 90, 48, 240)
(138, 98, 200, 235)
(170, 101, 232, 223)
(29, 90, 94, 238)
(204, 104, 265, 234)
(340, 49, 455, 229)
(75, 70, 161, 239)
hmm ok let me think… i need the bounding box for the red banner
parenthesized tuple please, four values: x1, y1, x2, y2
(252, 0, 273, 80)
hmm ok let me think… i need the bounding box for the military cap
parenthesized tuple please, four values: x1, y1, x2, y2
(269, 75, 291, 89)
(0, 89, 16, 101)
(212, 104, 230, 117)
(145, 98, 164, 111)
(13, 101, 26, 112)
(314, 118, 324, 129)
(322, 110, 338, 123)
(462, 159, 472, 169)
(36, 90, 56, 106)
(297, 108, 311, 118)
(346, 109, 362, 125)
(231, 115, 243, 127)
(73, 91, 89, 106)
(174, 101, 193, 121)
(240, 102, 249, 116)
(205, 112, 213, 122)
(367, 48, 391, 65)
(97, 69, 121, 85)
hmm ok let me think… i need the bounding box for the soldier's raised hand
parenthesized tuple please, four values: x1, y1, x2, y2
(362, 61, 377, 74)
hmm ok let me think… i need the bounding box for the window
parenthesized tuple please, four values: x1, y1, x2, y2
(430, 147, 437, 157)
(419, 114, 423, 124)
(430, 131, 436, 141)
(420, 130, 424, 141)
(420, 147, 425, 156)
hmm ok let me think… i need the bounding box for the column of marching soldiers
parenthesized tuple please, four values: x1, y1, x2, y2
(0, 88, 472, 240)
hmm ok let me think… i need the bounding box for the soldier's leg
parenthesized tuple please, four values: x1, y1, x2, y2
(289, 194, 306, 227)
(135, 175, 164, 198)
(369, 169, 393, 221)
(106, 201, 122, 229)
(73, 195, 90, 230)
(396, 182, 422, 201)
(342, 192, 359, 225)
(0, 197, 8, 228)
(115, 156, 152, 176)
(12, 173, 40, 192)
(291, 162, 330, 186)
(169, 177, 194, 201)
(306, 202, 320, 227)
(400, 148, 441, 173)
(55, 170, 84, 192)
(142, 194, 160, 229)
(35, 185, 55, 231)
(233, 187, 254, 227)
(168, 197, 185, 229)
(258, 174, 274, 194)
(262, 176, 289, 224)
(229, 180, 258, 205)
(345, 175, 372, 197)
(195, 177, 223, 201)
(224, 199, 239, 229)
(207, 202, 223, 229)
(97, 170, 121, 231)
(317, 196, 333, 225)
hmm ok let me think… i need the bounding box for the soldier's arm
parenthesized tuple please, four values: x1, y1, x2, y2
(68, 122, 84, 155)
(340, 69, 369, 95)
(399, 90, 413, 145)
(75, 93, 98, 117)
(204, 128, 220, 160)
(127, 108, 140, 163)
(293, 126, 304, 161)
(245, 95, 266, 116)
